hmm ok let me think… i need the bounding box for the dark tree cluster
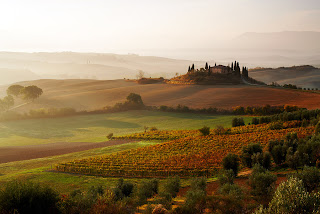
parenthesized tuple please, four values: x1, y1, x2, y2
(242, 67, 248, 78)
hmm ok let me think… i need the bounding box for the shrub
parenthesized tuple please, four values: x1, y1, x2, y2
(251, 152, 272, 170)
(252, 117, 259, 125)
(0, 180, 59, 214)
(255, 177, 320, 214)
(232, 117, 245, 127)
(190, 177, 207, 192)
(199, 126, 210, 136)
(241, 143, 262, 168)
(180, 178, 207, 214)
(219, 183, 243, 200)
(126, 93, 144, 105)
(136, 179, 159, 204)
(248, 165, 277, 197)
(107, 133, 114, 139)
(208, 194, 246, 214)
(218, 169, 235, 186)
(114, 178, 134, 200)
(162, 176, 180, 198)
(149, 127, 158, 131)
(315, 122, 320, 135)
(182, 189, 207, 214)
(268, 122, 284, 130)
(295, 166, 320, 192)
(214, 125, 226, 135)
(222, 153, 240, 177)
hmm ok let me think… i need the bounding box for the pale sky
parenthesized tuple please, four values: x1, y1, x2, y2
(0, 0, 319, 53)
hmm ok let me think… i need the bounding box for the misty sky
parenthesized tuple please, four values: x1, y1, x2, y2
(0, 0, 319, 53)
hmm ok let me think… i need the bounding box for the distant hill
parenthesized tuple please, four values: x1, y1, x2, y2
(249, 65, 320, 88)
(2, 79, 320, 113)
(232, 31, 320, 51)
(0, 52, 196, 84)
(0, 68, 39, 85)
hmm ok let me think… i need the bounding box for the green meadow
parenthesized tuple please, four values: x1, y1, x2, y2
(0, 110, 253, 147)
(0, 110, 251, 192)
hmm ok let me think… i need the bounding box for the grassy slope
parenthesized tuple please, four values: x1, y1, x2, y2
(3, 79, 320, 113)
(0, 111, 246, 193)
(0, 141, 161, 193)
(0, 110, 252, 147)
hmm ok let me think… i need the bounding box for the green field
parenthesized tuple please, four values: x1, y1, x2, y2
(0, 110, 253, 147)
(0, 110, 251, 193)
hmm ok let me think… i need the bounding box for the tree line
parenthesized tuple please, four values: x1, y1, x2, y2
(187, 60, 249, 78)
(0, 85, 43, 113)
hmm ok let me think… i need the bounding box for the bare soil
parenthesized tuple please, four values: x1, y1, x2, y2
(0, 139, 136, 164)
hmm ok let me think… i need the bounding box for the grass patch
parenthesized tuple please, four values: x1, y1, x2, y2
(0, 110, 252, 147)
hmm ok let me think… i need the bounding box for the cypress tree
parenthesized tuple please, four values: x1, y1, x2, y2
(188, 66, 190, 72)
(215, 63, 217, 66)
(192, 64, 195, 70)
(231, 62, 234, 71)
(205, 62, 208, 70)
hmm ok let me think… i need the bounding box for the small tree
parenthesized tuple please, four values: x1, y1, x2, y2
(255, 177, 320, 214)
(252, 118, 259, 125)
(0, 95, 14, 112)
(249, 164, 277, 199)
(295, 166, 320, 192)
(126, 93, 143, 105)
(0, 181, 59, 213)
(199, 126, 210, 136)
(162, 176, 181, 198)
(7, 85, 24, 97)
(21, 85, 43, 101)
(232, 117, 245, 127)
(107, 133, 113, 140)
(222, 153, 240, 177)
(136, 70, 145, 79)
(241, 143, 262, 168)
(218, 169, 235, 186)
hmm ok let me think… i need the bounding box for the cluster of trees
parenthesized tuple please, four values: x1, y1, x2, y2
(233, 104, 300, 116)
(7, 84, 43, 101)
(230, 61, 241, 76)
(104, 93, 145, 112)
(0, 176, 181, 214)
(0, 84, 43, 114)
(187, 60, 249, 77)
(254, 108, 320, 125)
(155, 104, 300, 116)
(270, 82, 319, 91)
(219, 128, 320, 213)
(0, 95, 14, 112)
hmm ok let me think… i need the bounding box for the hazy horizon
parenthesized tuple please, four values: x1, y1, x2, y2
(1, 0, 320, 57)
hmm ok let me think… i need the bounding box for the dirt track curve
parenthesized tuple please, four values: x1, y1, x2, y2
(0, 139, 136, 164)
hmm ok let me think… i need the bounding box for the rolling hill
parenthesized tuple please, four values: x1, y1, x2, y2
(249, 65, 320, 88)
(2, 79, 320, 112)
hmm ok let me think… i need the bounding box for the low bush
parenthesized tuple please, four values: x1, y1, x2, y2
(232, 117, 245, 127)
(219, 183, 243, 200)
(218, 169, 235, 186)
(295, 166, 320, 192)
(0, 180, 59, 214)
(248, 164, 277, 197)
(222, 153, 240, 176)
(162, 176, 181, 198)
(199, 126, 210, 136)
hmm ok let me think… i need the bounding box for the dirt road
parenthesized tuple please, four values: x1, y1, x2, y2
(0, 139, 136, 164)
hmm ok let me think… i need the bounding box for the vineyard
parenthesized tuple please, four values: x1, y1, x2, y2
(55, 122, 313, 178)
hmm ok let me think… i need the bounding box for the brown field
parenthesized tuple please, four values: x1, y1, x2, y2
(0, 139, 135, 164)
(2, 79, 320, 112)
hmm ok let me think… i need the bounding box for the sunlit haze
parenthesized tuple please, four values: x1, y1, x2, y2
(1, 0, 320, 55)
